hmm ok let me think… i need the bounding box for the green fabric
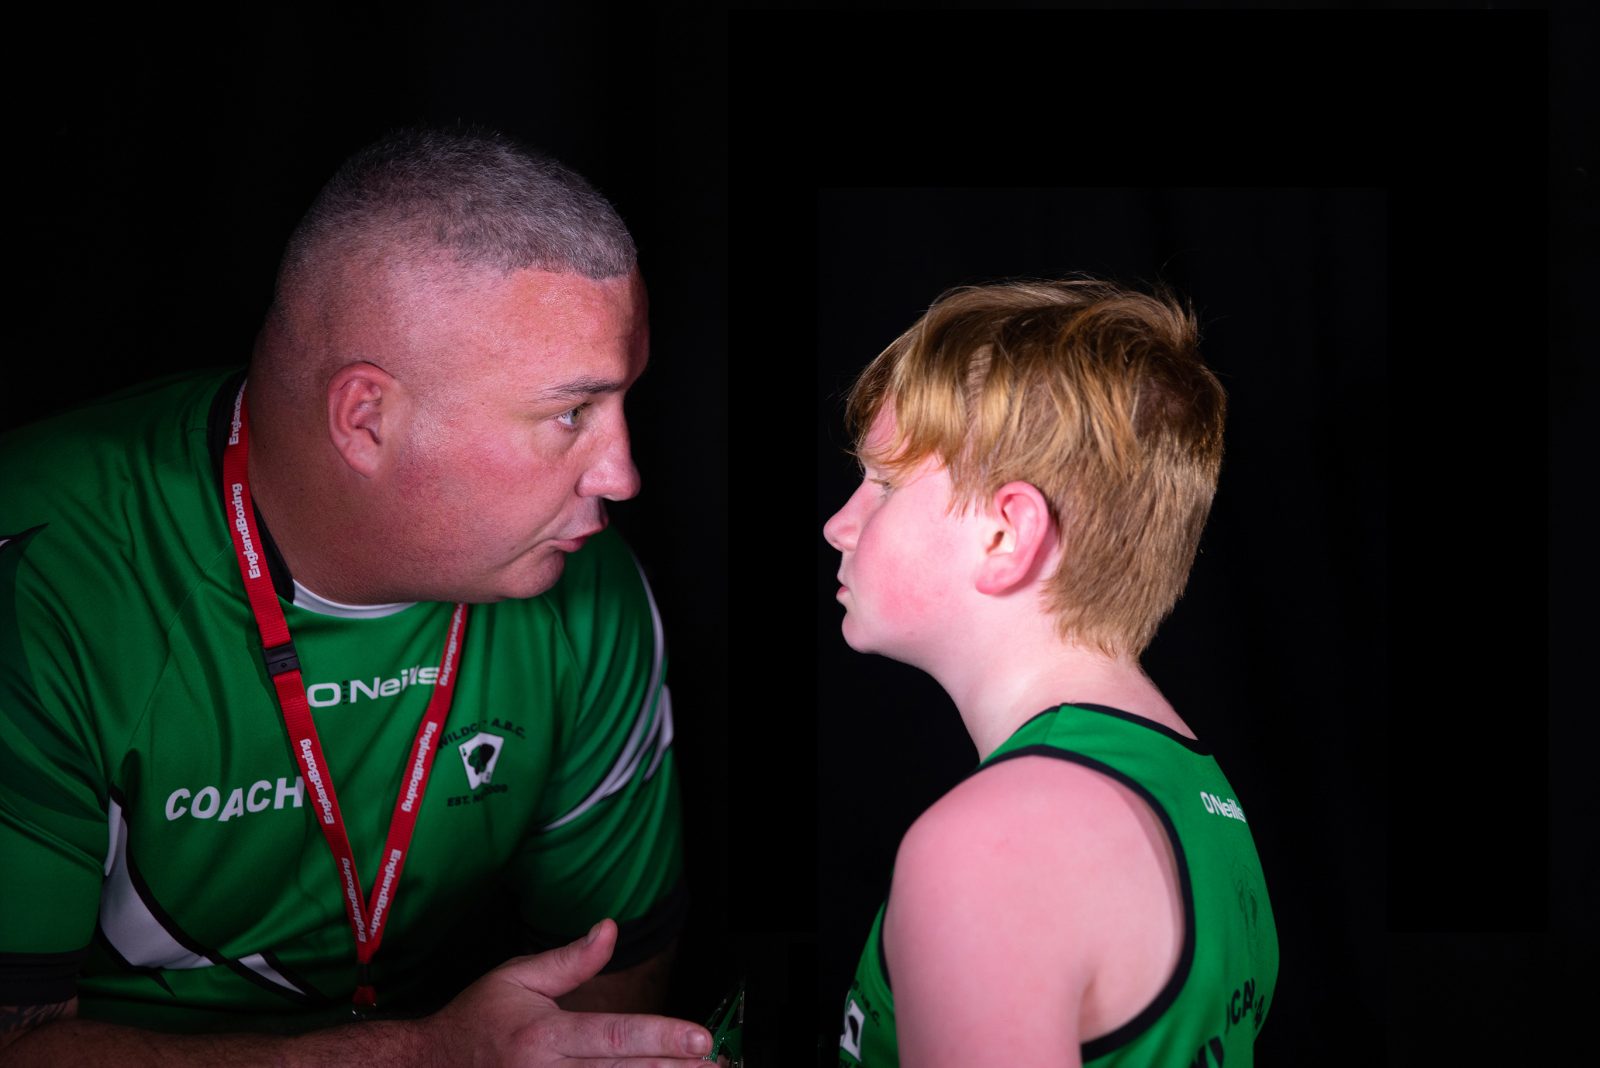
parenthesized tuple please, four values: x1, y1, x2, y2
(839, 702, 1277, 1066)
(0, 370, 682, 1031)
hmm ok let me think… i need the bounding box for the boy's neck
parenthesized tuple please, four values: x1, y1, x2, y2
(937, 630, 1190, 761)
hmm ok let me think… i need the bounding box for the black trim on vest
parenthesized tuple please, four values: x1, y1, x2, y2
(206, 371, 295, 602)
(977, 744, 1198, 1063)
(0, 947, 89, 1004)
(877, 906, 891, 992)
(1015, 703, 1211, 756)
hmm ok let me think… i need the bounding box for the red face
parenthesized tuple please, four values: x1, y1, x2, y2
(823, 406, 973, 667)
(378, 268, 649, 603)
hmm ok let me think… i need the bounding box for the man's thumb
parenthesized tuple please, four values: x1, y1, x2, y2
(512, 919, 617, 999)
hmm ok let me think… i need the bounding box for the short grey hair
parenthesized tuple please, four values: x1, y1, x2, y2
(278, 125, 636, 297)
(255, 126, 637, 405)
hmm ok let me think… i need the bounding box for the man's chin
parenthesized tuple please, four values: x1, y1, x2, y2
(499, 550, 569, 601)
(456, 549, 569, 604)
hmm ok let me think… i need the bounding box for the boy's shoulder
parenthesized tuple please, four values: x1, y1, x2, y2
(896, 752, 1169, 894)
(885, 751, 1185, 1052)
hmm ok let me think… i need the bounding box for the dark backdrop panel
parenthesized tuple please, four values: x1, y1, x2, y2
(0, 4, 737, 1032)
(723, 7, 1574, 1064)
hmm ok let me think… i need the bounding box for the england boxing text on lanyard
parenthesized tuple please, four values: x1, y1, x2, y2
(222, 381, 468, 1012)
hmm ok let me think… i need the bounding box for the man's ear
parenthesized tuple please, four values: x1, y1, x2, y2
(325, 362, 397, 478)
(974, 481, 1057, 596)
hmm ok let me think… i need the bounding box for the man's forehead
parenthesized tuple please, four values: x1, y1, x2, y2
(448, 267, 647, 388)
(477, 267, 642, 332)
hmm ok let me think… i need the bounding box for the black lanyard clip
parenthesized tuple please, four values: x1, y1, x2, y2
(263, 640, 300, 678)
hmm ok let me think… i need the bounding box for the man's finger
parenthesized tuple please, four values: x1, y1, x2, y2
(503, 919, 618, 999)
(549, 1009, 713, 1060)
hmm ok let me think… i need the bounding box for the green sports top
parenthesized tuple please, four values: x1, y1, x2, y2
(838, 703, 1278, 1067)
(0, 369, 683, 1032)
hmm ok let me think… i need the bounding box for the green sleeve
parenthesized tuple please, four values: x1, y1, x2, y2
(0, 526, 108, 1000)
(506, 529, 685, 968)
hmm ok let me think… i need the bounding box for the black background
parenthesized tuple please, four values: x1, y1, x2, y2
(733, 6, 1588, 1066)
(2, 3, 1594, 1066)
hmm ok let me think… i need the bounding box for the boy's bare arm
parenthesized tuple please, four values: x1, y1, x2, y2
(885, 757, 1181, 1067)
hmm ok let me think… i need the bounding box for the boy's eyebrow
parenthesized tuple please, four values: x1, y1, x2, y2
(532, 376, 626, 402)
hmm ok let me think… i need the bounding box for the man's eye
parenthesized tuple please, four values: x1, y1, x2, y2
(556, 402, 593, 429)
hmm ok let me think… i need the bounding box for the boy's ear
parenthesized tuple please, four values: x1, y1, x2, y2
(974, 481, 1057, 596)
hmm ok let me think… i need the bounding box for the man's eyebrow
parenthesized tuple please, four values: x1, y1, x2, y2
(533, 376, 627, 401)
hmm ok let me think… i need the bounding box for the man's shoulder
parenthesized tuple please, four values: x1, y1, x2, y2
(1, 369, 240, 678)
(2, 367, 234, 528)
(1, 367, 233, 460)
(1, 367, 234, 527)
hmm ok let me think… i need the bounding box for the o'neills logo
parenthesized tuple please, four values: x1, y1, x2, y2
(228, 386, 244, 445)
(341, 856, 368, 943)
(1200, 790, 1248, 823)
(230, 483, 261, 579)
(399, 723, 437, 813)
(300, 738, 335, 824)
(369, 847, 404, 935)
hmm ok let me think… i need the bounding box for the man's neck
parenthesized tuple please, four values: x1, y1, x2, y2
(246, 400, 375, 607)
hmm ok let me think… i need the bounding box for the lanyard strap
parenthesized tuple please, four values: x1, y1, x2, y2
(221, 382, 467, 1007)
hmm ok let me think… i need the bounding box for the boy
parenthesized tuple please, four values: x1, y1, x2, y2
(824, 278, 1278, 1066)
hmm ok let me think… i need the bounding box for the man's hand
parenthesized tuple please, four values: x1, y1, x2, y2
(0, 919, 710, 1067)
(424, 918, 712, 1066)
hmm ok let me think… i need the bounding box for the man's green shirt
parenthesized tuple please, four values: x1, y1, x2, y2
(0, 369, 684, 1031)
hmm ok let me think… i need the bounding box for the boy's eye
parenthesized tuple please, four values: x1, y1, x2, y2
(868, 478, 893, 496)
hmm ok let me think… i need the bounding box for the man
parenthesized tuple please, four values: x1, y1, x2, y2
(0, 127, 713, 1064)
(824, 278, 1279, 1066)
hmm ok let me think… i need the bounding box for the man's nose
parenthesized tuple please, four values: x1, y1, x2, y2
(580, 421, 641, 502)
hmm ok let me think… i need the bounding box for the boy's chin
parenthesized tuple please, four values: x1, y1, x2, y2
(840, 614, 894, 659)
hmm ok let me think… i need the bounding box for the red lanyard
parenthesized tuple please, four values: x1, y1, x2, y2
(221, 382, 468, 1008)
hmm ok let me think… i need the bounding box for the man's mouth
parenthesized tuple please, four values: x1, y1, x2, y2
(554, 512, 608, 547)
(551, 530, 601, 551)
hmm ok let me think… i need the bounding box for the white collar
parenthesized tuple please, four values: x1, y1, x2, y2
(291, 579, 415, 620)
